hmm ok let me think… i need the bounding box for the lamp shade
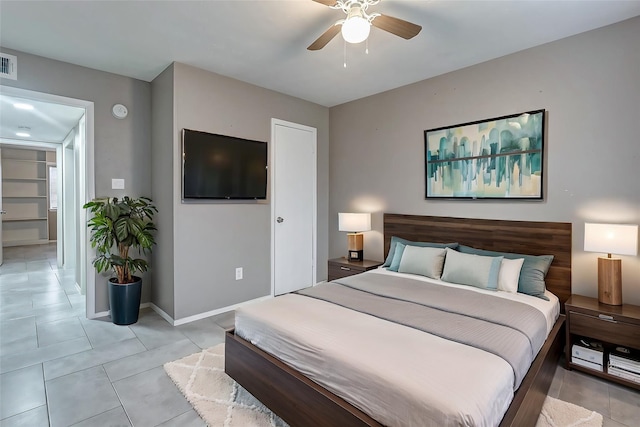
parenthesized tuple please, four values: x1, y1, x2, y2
(584, 223, 638, 256)
(338, 213, 371, 233)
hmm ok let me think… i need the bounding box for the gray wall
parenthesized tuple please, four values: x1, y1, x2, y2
(158, 62, 329, 320)
(329, 17, 640, 305)
(150, 64, 176, 317)
(0, 48, 152, 312)
(1, 48, 330, 321)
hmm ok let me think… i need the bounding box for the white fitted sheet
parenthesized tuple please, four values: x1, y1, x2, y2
(235, 270, 560, 427)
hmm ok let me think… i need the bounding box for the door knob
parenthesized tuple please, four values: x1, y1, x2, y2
(0, 211, 6, 215)
(276, 217, 284, 223)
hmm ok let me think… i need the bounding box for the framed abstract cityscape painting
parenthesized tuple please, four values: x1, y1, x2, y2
(424, 110, 545, 200)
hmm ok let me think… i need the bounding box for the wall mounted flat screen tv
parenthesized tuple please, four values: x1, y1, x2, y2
(182, 129, 268, 200)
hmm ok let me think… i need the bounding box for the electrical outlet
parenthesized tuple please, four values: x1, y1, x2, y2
(235, 267, 243, 280)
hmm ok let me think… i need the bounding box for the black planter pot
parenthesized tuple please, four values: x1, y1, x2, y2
(108, 277, 142, 325)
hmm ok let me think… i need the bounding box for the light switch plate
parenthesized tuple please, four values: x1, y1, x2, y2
(112, 179, 125, 190)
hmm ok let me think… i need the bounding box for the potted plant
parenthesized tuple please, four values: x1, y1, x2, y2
(84, 196, 157, 325)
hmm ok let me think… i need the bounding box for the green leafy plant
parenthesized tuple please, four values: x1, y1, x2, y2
(84, 196, 157, 284)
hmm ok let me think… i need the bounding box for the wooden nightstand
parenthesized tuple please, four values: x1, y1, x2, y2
(565, 295, 640, 390)
(328, 258, 383, 282)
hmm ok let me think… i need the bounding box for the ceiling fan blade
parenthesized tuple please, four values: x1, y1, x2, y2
(372, 14, 422, 40)
(311, 0, 338, 6)
(307, 24, 341, 50)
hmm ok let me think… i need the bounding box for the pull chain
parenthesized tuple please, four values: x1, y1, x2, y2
(344, 40, 347, 68)
(366, 37, 369, 55)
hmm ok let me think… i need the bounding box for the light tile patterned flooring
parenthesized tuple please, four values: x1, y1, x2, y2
(0, 244, 639, 426)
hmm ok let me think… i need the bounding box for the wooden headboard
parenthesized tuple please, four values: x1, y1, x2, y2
(383, 214, 572, 305)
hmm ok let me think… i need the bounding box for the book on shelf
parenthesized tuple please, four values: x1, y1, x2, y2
(572, 357, 603, 372)
(571, 340, 604, 366)
(609, 347, 640, 374)
(609, 357, 640, 374)
(608, 365, 640, 384)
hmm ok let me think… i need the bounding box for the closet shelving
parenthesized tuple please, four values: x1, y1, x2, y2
(2, 148, 53, 246)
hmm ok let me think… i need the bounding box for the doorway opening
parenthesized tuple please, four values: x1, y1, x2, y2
(0, 85, 96, 318)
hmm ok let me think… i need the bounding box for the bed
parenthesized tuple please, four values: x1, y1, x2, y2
(225, 214, 572, 427)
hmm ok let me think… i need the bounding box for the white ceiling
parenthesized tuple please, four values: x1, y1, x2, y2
(0, 94, 85, 143)
(1, 0, 639, 142)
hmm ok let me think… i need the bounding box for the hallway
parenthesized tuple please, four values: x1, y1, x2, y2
(0, 243, 81, 327)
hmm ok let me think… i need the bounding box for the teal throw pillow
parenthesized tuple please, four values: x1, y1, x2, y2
(388, 242, 406, 272)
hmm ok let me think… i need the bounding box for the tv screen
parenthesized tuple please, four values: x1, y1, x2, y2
(182, 129, 268, 200)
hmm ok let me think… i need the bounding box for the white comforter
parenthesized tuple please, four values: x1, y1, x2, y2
(235, 269, 560, 427)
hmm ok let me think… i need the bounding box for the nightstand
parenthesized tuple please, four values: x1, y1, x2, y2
(328, 258, 383, 282)
(565, 294, 640, 390)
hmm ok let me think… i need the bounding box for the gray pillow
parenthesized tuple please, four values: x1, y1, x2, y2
(457, 245, 553, 300)
(440, 248, 503, 290)
(397, 245, 447, 279)
(383, 236, 459, 268)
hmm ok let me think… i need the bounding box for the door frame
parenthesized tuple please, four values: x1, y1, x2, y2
(0, 147, 2, 265)
(0, 85, 96, 317)
(270, 118, 317, 296)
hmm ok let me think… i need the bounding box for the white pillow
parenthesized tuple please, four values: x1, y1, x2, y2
(498, 258, 525, 293)
(397, 245, 447, 279)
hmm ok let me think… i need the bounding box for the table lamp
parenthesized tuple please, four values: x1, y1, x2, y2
(338, 213, 371, 261)
(584, 223, 638, 305)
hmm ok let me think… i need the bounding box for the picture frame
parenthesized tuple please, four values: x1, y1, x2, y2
(424, 109, 545, 200)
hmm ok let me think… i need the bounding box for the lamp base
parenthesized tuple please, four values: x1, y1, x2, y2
(347, 233, 364, 261)
(598, 257, 622, 305)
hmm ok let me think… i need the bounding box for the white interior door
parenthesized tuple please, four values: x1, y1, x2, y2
(272, 119, 317, 295)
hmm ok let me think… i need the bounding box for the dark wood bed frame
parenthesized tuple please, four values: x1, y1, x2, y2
(226, 214, 572, 427)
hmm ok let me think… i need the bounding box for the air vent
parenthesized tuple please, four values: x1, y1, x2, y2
(0, 53, 17, 80)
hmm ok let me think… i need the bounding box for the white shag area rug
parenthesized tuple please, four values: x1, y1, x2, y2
(536, 396, 603, 427)
(164, 343, 287, 427)
(164, 344, 602, 427)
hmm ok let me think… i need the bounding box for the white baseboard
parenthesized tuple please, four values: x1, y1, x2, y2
(151, 295, 274, 326)
(91, 310, 109, 319)
(89, 295, 279, 326)
(148, 302, 174, 325)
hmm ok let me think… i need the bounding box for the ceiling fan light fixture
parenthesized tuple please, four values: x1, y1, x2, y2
(307, 0, 421, 51)
(341, 15, 370, 44)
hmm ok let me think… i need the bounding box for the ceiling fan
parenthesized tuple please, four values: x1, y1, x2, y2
(308, 0, 422, 51)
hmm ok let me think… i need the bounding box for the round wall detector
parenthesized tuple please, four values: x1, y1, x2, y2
(112, 104, 128, 119)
